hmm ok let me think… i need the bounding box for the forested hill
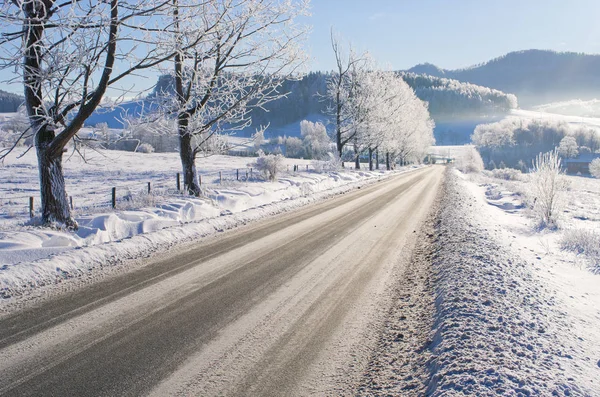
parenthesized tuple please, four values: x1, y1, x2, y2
(0, 89, 23, 113)
(87, 70, 517, 145)
(400, 72, 517, 119)
(407, 50, 600, 107)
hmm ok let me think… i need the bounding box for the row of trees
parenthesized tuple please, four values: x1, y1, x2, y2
(0, 0, 309, 227)
(326, 34, 435, 170)
(472, 118, 600, 169)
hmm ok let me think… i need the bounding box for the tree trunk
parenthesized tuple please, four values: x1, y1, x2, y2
(376, 149, 379, 170)
(179, 127, 201, 196)
(36, 129, 77, 228)
(386, 152, 390, 170)
(368, 147, 373, 171)
(354, 141, 360, 170)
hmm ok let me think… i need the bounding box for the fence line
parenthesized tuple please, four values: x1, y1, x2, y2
(1, 164, 332, 219)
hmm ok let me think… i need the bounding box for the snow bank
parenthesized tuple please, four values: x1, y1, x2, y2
(427, 170, 598, 396)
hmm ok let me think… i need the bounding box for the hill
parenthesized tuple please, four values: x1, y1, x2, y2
(86, 71, 515, 146)
(407, 50, 600, 107)
(0, 90, 23, 113)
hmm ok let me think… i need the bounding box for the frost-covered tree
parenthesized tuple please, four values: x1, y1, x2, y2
(557, 136, 579, 158)
(349, 68, 434, 170)
(455, 146, 484, 173)
(0, 0, 189, 227)
(472, 118, 575, 169)
(590, 158, 600, 179)
(325, 31, 369, 164)
(326, 36, 434, 170)
(284, 136, 303, 158)
(300, 120, 330, 160)
(153, 0, 309, 195)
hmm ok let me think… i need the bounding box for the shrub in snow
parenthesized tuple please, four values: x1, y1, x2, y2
(590, 158, 600, 179)
(456, 147, 484, 173)
(136, 143, 155, 153)
(528, 150, 568, 229)
(311, 151, 342, 173)
(560, 229, 600, 271)
(491, 168, 522, 181)
(253, 149, 284, 181)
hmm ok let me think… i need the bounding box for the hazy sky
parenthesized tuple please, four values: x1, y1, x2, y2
(307, 0, 600, 71)
(2, 0, 600, 94)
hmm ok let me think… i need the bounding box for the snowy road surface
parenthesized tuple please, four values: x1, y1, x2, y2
(0, 166, 444, 396)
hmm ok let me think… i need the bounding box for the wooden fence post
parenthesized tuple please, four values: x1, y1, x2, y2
(29, 196, 34, 218)
(176, 173, 181, 191)
(111, 187, 116, 209)
(219, 171, 222, 184)
(69, 196, 74, 210)
(236, 169, 239, 181)
(199, 175, 202, 186)
(147, 182, 151, 194)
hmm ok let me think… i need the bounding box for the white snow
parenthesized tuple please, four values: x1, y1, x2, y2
(0, 146, 419, 303)
(438, 168, 600, 395)
(509, 108, 600, 129)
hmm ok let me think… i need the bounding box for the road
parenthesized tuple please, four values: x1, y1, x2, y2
(0, 165, 444, 396)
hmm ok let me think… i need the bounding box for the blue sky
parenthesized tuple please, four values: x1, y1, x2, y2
(2, 0, 600, 94)
(307, 0, 600, 71)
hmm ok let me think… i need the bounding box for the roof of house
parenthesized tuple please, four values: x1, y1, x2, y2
(565, 153, 600, 164)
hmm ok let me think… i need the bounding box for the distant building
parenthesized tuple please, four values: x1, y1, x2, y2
(565, 153, 600, 175)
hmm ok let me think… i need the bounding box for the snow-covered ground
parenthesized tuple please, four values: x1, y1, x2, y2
(0, 147, 418, 303)
(509, 108, 600, 129)
(533, 99, 600, 119)
(432, 169, 600, 395)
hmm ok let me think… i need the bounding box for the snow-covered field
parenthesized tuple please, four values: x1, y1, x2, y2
(509, 108, 600, 129)
(434, 169, 600, 395)
(533, 99, 600, 119)
(0, 147, 418, 302)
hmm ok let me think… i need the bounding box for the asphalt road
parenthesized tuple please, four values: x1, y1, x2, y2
(0, 165, 444, 396)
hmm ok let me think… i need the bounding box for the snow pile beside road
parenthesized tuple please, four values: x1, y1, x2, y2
(0, 166, 417, 302)
(427, 171, 597, 396)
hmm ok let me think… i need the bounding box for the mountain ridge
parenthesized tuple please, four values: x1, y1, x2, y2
(406, 49, 600, 106)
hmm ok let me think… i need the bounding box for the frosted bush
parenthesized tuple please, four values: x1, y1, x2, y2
(311, 151, 343, 173)
(252, 150, 284, 181)
(590, 158, 600, 178)
(560, 229, 600, 272)
(491, 168, 522, 181)
(136, 143, 155, 153)
(528, 150, 568, 229)
(456, 147, 484, 173)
